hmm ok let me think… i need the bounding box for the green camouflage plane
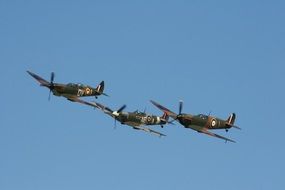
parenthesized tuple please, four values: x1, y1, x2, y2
(150, 100, 240, 143)
(76, 100, 168, 137)
(27, 71, 108, 101)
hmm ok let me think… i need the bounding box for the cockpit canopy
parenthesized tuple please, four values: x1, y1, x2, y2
(132, 110, 146, 115)
(197, 114, 208, 120)
(66, 83, 86, 88)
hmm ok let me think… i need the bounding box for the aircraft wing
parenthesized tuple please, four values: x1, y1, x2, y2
(27, 71, 50, 87)
(199, 129, 236, 143)
(133, 125, 166, 137)
(150, 100, 177, 119)
(71, 98, 115, 117)
(69, 97, 100, 108)
(94, 102, 115, 117)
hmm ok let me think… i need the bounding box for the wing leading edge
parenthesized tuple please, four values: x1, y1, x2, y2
(150, 100, 177, 119)
(27, 71, 50, 87)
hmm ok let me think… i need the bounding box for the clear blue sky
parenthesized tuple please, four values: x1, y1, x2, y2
(1, 0, 284, 189)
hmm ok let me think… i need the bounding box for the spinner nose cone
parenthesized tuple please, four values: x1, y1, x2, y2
(113, 111, 120, 117)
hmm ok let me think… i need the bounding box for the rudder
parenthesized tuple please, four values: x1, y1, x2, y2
(161, 112, 169, 122)
(227, 113, 236, 125)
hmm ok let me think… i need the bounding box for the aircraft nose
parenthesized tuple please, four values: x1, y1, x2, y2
(113, 111, 119, 117)
(177, 114, 188, 124)
(177, 114, 183, 120)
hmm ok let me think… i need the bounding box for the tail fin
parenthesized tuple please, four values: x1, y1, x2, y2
(95, 81, 108, 96)
(226, 113, 241, 130)
(161, 112, 169, 122)
(227, 113, 236, 125)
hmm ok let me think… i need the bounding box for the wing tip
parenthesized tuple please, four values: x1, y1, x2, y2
(27, 70, 33, 76)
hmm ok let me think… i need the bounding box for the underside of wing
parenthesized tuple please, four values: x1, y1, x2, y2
(199, 129, 236, 143)
(68, 97, 98, 107)
(71, 98, 114, 117)
(133, 125, 166, 137)
(150, 100, 177, 119)
(27, 71, 50, 87)
(93, 102, 114, 116)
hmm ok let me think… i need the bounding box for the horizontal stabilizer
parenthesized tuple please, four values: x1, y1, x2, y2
(232, 125, 241, 130)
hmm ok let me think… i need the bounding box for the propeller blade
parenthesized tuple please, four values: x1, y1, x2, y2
(50, 72, 55, 84)
(117, 105, 126, 113)
(48, 90, 52, 101)
(114, 119, 117, 129)
(48, 72, 55, 101)
(179, 100, 183, 115)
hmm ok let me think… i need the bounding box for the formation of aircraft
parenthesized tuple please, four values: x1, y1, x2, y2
(28, 70, 240, 142)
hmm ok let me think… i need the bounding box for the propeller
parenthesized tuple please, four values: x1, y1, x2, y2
(179, 100, 183, 115)
(169, 100, 184, 123)
(50, 72, 55, 84)
(48, 72, 55, 101)
(117, 105, 126, 113)
(112, 105, 126, 129)
(114, 119, 117, 129)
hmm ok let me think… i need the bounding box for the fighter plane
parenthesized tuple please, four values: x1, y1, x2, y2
(76, 100, 168, 137)
(27, 71, 108, 101)
(150, 100, 240, 143)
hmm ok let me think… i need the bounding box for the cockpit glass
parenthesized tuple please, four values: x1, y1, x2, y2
(198, 114, 207, 119)
(67, 83, 75, 87)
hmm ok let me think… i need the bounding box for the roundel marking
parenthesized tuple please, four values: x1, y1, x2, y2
(85, 88, 91, 95)
(211, 118, 217, 127)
